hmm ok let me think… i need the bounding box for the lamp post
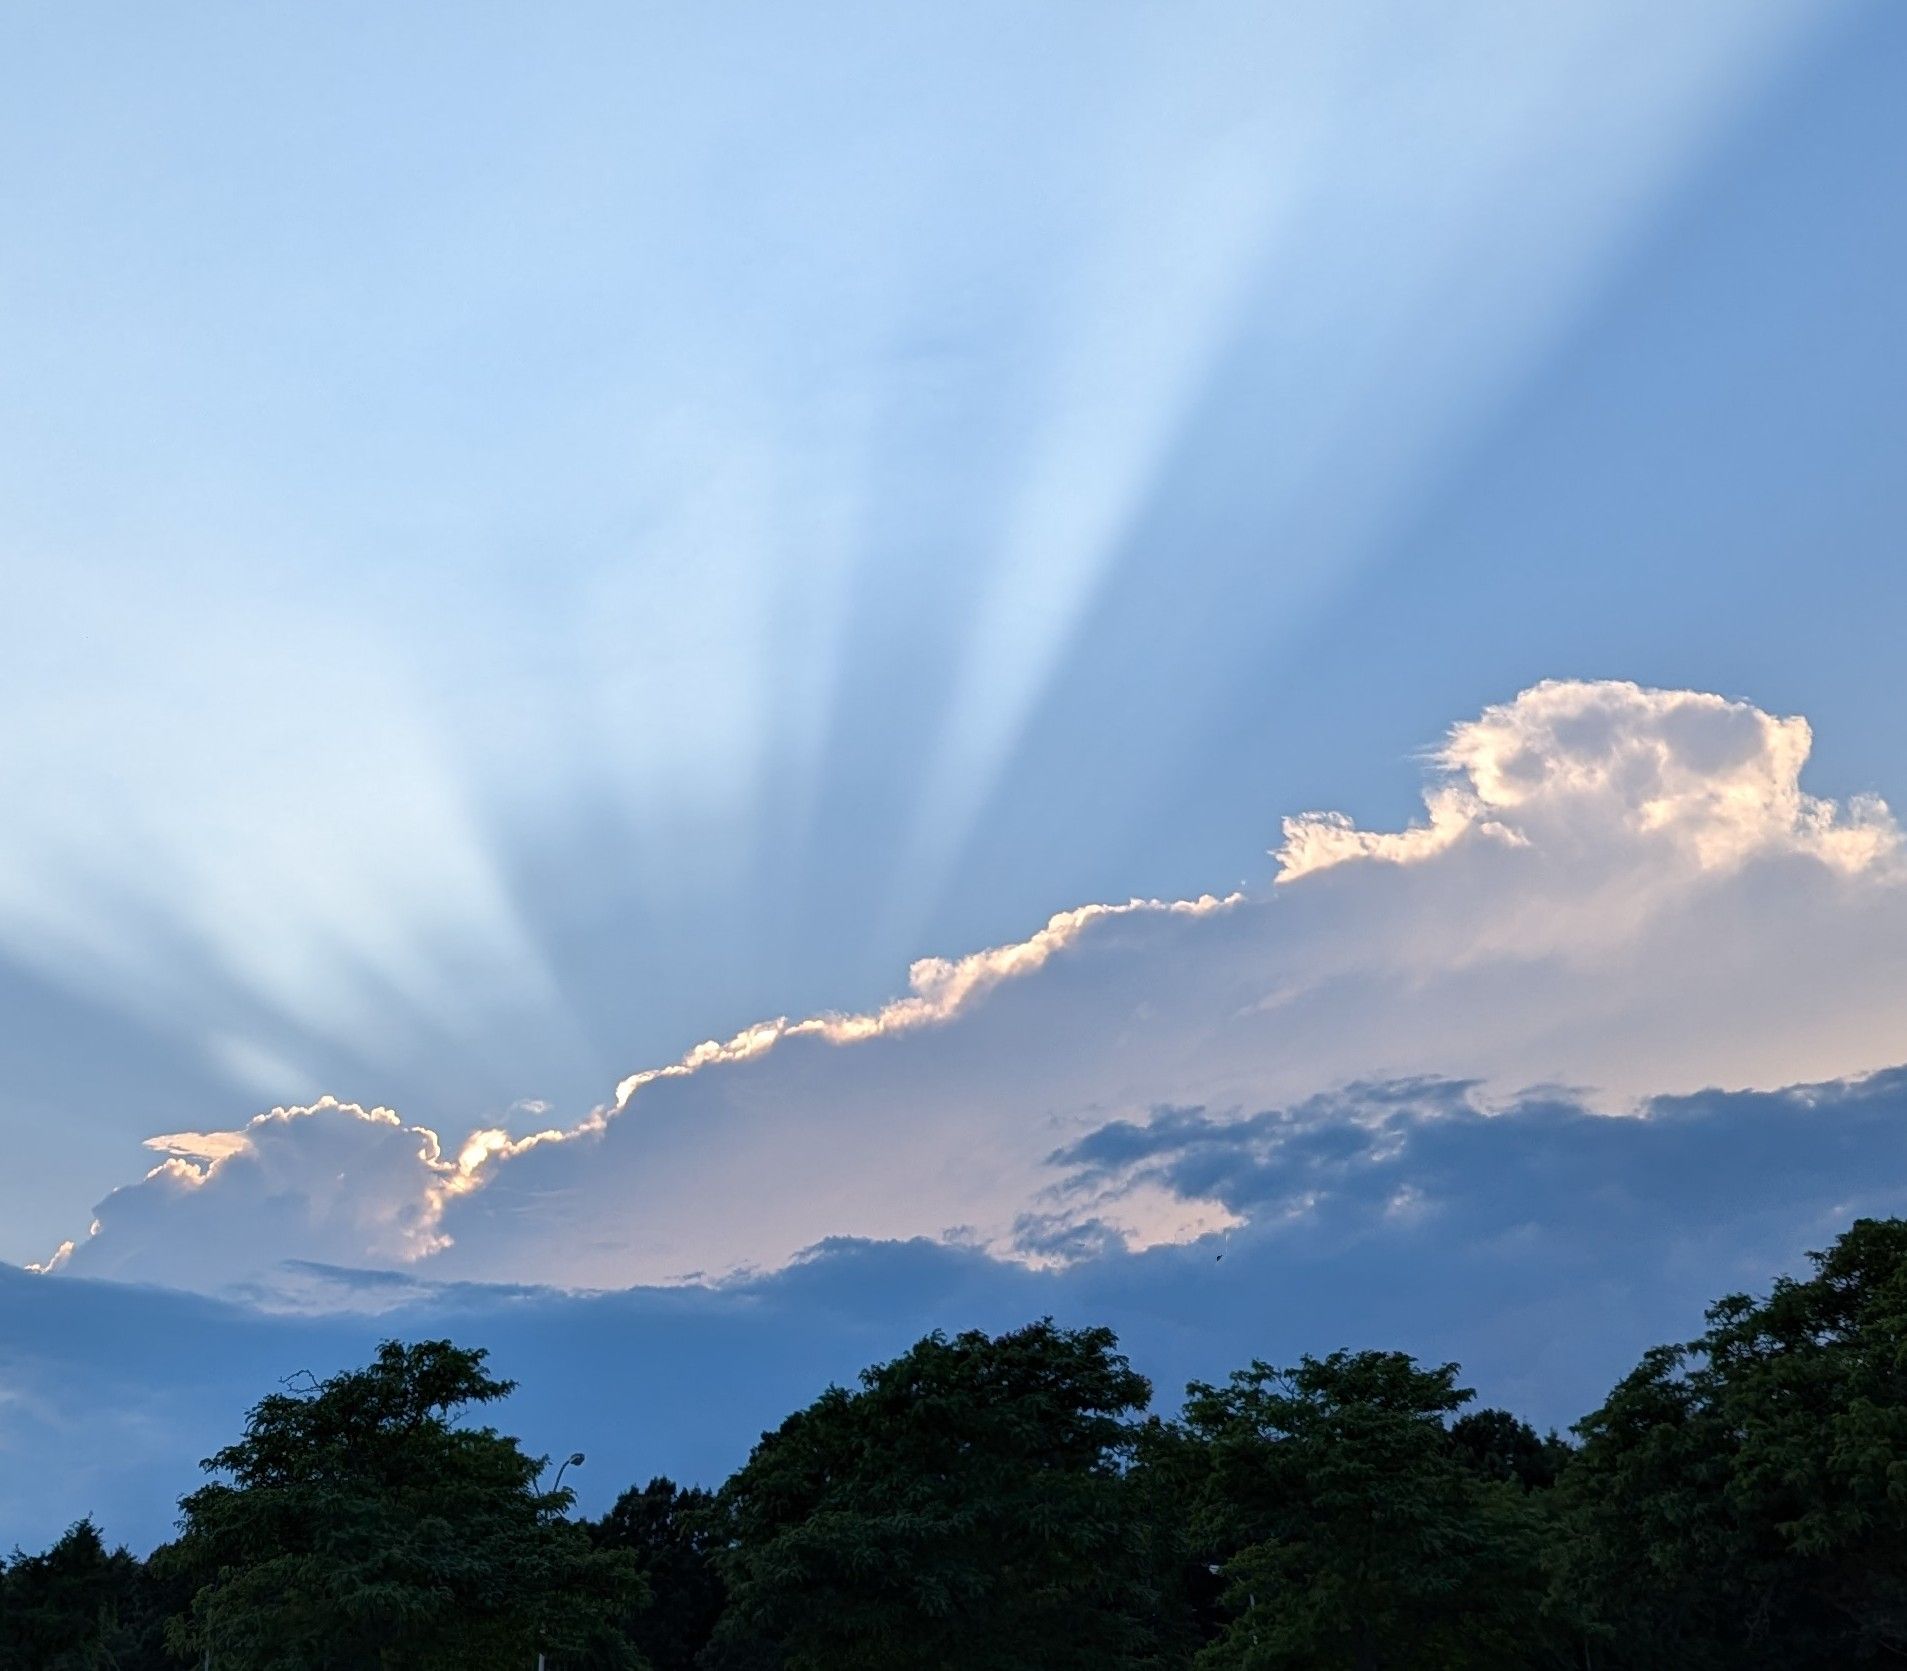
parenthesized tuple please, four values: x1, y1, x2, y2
(537, 1453, 586, 1671)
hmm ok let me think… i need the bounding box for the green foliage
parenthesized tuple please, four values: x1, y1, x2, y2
(164, 1339, 640, 1670)
(1122, 1414, 1233, 1663)
(14, 1217, 1907, 1668)
(0, 1518, 171, 1670)
(1559, 1216, 1907, 1667)
(705, 1319, 1164, 1671)
(1447, 1409, 1571, 1491)
(587, 1478, 725, 1670)
(1182, 1350, 1556, 1670)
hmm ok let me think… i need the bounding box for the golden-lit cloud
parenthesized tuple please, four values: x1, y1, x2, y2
(45, 682, 1907, 1300)
(1278, 680, 1896, 881)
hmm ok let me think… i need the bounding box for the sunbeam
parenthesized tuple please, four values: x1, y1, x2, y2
(0, 0, 1886, 1267)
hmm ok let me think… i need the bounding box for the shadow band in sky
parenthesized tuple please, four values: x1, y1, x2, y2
(7, 1061, 1906, 1553)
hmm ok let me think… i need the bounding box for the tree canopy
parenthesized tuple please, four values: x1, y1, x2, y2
(1181, 1350, 1552, 1670)
(706, 1319, 1161, 1671)
(589, 1478, 726, 1671)
(9, 1219, 1907, 1669)
(164, 1339, 638, 1670)
(1558, 1215, 1907, 1668)
(0, 1517, 172, 1671)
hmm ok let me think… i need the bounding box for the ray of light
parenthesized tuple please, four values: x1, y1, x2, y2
(882, 0, 1839, 933)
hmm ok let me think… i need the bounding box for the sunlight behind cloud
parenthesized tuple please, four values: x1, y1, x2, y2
(47, 682, 1907, 1300)
(0, 0, 1848, 1226)
(892, 0, 1833, 919)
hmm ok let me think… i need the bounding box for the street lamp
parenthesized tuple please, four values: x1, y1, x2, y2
(538, 1453, 586, 1671)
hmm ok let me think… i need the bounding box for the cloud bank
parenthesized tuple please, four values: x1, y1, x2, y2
(46, 680, 1907, 1297)
(12, 1062, 1907, 1554)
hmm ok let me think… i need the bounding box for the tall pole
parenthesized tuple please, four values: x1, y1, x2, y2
(538, 1452, 586, 1670)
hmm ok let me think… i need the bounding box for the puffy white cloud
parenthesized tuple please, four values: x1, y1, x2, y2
(16, 1064, 1907, 1554)
(65, 1098, 463, 1293)
(49, 681, 1907, 1298)
(1278, 680, 1895, 881)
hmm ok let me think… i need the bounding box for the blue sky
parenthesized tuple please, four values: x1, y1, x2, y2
(3, 0, 1907, 1550)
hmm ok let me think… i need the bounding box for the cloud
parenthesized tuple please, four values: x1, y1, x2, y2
(44, 680, 1907, 1297)
(1046, 1068, 1907, 1250)
(11, 1063, 1907, 1556)
(1277, 680, 1894, 881)
(64, 1098, 465, 1293)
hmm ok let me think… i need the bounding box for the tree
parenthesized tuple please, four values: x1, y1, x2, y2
(0, 1518, 169, 1671)
(705, 1320, 1164, 1670)
(1447, 1409, 1570, 1492)
(1183, 1350, 1554, 1671)
(587, 1479, 724, 1671)
(1122, 1413, 1233, 1664)
(165, 1339, 640, 1670)
(1558, 1217, 1907, 1667)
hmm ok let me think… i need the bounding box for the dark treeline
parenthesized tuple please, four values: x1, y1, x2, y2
(6, 1216, 1907, 1668)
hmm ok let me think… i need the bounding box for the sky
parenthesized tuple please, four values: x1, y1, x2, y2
(3, 0, 1906, 1551)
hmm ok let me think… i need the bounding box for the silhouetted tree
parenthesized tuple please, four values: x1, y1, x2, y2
(0, 1518, 169, 1670)
(1183, 1350, 1556, 1670)
(588, 1478, 724, 1670)
(705, 1319, 1164, 1670)
(1558, 1216, 1907, 1667)
(1122, 1413, 1232, 1663)
(1448, 1408, 1571, 1491)
(15, 1216, 1907, 1670)
(166, 1339, 640, 1670)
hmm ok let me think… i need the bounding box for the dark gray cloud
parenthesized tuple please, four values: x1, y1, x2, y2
(44, 682, 1907, 1298)
(9, 1065, 1907, 1557)
(1046, 1069, 1907, 1243)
